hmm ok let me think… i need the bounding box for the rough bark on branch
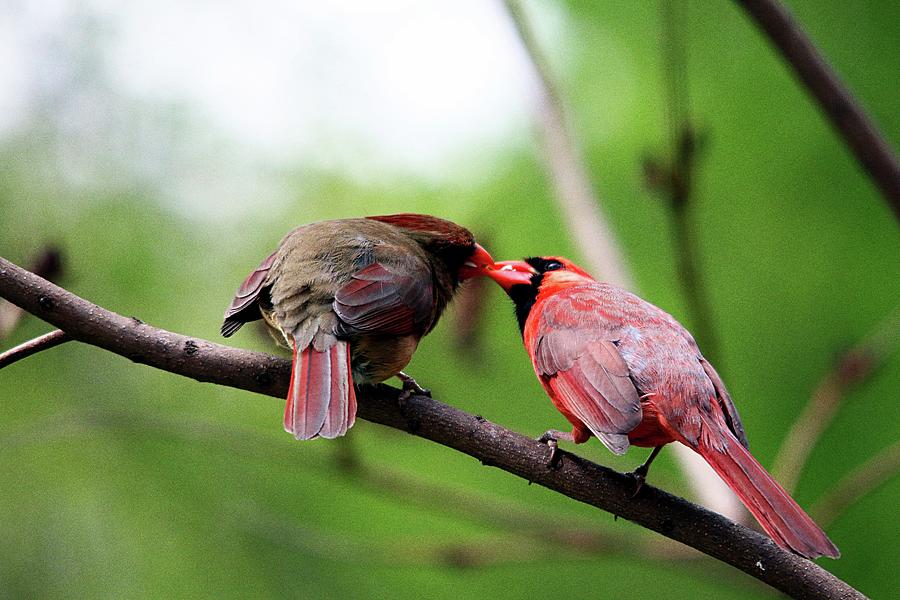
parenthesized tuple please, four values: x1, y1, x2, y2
(0, 257, 863, 599)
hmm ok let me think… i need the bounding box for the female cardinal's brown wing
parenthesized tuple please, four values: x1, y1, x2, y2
(221, 251, 278, 337)
(333, 258, 435, 336)
(529, 287, 643, 454)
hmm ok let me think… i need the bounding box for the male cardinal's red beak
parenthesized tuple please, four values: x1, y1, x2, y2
(485, 260, 537, 291)
(458, 243, 495, 280)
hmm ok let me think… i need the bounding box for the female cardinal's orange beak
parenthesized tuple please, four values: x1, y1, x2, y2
(458, 243, 495, 280)
(486, 260, 537, 291)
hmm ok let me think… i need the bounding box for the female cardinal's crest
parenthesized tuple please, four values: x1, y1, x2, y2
(367, 213, 475, 247)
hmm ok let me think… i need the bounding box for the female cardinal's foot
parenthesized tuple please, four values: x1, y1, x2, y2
(396, 371, 431, 407)
(537, 429, 575, 468)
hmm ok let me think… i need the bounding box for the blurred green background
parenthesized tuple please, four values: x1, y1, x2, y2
(1, 1, 898, 598)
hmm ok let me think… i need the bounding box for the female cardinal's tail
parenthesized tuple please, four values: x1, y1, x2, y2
(695, 426, 839, 559)
(284, 340, 357, 440)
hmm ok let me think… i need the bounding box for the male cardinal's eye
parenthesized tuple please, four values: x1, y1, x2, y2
(543, 261, 563, 271)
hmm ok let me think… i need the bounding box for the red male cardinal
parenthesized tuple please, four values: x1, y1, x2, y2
(487, 256, 839, 559)
(221, 214, 493, 440)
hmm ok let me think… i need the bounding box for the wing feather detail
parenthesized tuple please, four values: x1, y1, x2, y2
(530, 290, 643, 453)
(221, 251, 277, 337)
(333, 261, 434, 336)
(700, 357, 749, 449)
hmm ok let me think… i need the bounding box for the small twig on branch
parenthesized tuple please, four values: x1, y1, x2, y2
(0, 329, 71, 369)
(812, 441, 900, 529)
(0, 246, 63, 338)
(0, 257, 863, 599)
(772, 308, 900, 493)
(733, 0, 900, 217)
(502, 0, 741, 520)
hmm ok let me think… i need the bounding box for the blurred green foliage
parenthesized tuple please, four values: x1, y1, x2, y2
(1, 1, 898, 598)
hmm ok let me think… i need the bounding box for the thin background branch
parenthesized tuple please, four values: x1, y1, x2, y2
(734, 0, 900, 217)
(650, 0, 721, 363)
(0, 405, 709, 567)
(772, 308, 900, 493)
(0, 329, 70, 369)
(0, 257, 863, 600)
(812, 440, 900, 528)
(500, 0, 634, 291)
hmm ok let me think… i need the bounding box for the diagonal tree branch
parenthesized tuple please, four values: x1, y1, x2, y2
(734, 0, 900, 218)
(0, 256, 861, 599)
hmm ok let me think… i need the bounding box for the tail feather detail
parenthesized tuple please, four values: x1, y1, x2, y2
(284, 339, 357, 440)
(319, 342, 357, 439)
(695, 423, 839, 559)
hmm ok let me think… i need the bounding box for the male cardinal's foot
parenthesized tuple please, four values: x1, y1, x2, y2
(537, 429, 575, 468)
(626, 446, 663, 497)
(627, 465, 649, 497)
(396, 371, 431, 407)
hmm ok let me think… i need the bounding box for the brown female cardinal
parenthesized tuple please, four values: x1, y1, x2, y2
(487, 256, 839, 559)
(221, 214, 493, 440)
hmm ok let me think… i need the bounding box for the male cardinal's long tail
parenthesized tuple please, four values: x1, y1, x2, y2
(284, 340, 357, 440)
(694, 423, 839, 559)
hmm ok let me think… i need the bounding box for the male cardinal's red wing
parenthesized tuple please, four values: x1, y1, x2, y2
(333, 260, 434, 336)
(532, 291, 643, 454)
(221, 251, 277, 337)
(700, 357, 749, 449)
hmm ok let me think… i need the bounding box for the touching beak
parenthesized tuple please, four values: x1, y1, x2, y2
(458, 243, 495, 280)
(485, 260, 537, 292)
